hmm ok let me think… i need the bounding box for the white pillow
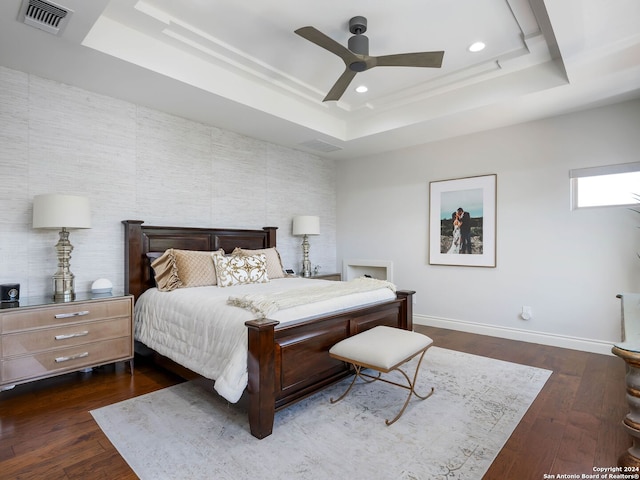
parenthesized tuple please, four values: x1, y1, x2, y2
(213, 253, 269, 287)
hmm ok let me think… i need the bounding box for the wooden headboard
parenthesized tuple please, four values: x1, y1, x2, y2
(122, 220, 278, 300)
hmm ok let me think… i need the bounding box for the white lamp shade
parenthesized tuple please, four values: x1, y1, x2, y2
(292, 216, 320, 236)
(32, 194, 92, 229)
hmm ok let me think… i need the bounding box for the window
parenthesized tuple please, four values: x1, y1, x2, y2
(570, 162, 640, 209)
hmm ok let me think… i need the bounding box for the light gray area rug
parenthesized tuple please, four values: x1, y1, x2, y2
(91, 347, 551, 480)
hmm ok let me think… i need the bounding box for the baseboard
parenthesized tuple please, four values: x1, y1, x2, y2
(414, 314, 615, 356)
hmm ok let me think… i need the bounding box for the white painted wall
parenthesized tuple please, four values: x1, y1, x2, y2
(0, 66, 337, 297)
(336, 100, 640, 354)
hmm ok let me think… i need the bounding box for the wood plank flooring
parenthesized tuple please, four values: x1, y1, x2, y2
(0, 326, 630, 479)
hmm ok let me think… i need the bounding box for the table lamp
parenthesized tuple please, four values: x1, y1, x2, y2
(33, 194, 91, 300)
(292, 216, 320, 277)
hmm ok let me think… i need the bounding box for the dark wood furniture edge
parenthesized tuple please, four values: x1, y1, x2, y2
(396, 290, 416, 331)
(245, 318, 279, 438)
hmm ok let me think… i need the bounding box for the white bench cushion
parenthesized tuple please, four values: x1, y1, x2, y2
(329, 326, 433, 372)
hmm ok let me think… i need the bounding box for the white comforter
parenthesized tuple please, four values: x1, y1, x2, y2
(134, 277, 396, 403)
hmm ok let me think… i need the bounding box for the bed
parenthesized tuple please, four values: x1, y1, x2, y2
(123, 220, 415, 439)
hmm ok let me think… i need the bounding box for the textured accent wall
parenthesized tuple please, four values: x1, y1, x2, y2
(0, 66, 336, 297)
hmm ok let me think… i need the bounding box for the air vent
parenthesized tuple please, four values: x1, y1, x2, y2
(298, 139, 343, 153)
(19, 0, 73, 35)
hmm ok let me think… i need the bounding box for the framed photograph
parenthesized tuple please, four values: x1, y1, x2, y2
(429, 174, 496, 267)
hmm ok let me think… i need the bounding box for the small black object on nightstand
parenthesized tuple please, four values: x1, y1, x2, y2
(0, 283, 19, 303)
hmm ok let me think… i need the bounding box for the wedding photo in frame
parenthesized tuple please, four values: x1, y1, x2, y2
(429, 174, 497, 267)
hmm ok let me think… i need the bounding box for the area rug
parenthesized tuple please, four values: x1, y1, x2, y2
(91, 347, 551, 480)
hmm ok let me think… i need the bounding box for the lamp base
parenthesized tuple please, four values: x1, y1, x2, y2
(301, 234, 312, 278)
(302, 261, 311, 278)
(53, 293, 75, 301)
(53, 274, 75, 301)
(52, 227, 76, 301)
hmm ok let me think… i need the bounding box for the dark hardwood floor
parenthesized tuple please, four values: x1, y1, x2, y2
(420, 326, 631, 480)
(0, 326, 630, 479)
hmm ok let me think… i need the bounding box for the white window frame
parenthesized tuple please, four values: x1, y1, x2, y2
(570, 162, 640, 210)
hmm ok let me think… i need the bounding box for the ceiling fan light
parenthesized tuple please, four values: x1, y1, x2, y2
(468, 41, 486, 52)
(355, 85, 368, 93)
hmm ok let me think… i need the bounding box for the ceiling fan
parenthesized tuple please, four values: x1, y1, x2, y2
(295, 16, 444, 102)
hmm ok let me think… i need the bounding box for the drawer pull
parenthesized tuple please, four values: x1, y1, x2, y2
(55, 352, 89, 363)
(54, 331, 89, 340)
(54, 310, 90, 319)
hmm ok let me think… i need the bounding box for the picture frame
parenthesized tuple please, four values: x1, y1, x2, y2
(429, 174, 497, 267)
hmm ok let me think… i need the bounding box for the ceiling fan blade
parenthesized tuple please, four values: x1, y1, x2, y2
(295, 26, 359, 65)
(374, 51, 444, 68)
(323, 68, 357, 102)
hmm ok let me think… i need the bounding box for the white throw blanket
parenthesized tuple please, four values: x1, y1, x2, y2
(227, 277, 396, 318)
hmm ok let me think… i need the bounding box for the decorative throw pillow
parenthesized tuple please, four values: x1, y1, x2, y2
(151, 249, 182, 292)
(232, 247, 286, 279)
(174, 249, 224, 287)
(213, 253, 269, 287)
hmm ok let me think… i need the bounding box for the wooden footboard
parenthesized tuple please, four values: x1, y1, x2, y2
(245, 290, 414, 439)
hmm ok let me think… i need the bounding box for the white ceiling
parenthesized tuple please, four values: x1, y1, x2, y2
(1, 0, 639, 159)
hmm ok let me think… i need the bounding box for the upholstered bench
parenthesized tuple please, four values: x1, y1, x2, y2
(329, 325, 434, 425)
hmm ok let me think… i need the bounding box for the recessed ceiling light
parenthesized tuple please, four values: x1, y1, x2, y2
(468, 41, 486, 53)
(355, 85, 368, 93)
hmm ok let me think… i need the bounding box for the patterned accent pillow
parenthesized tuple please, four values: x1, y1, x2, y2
(174, 249, 224, 287)
(232, 247, 286, 279)
(213, 253, 269, 287)
(150, 249, 182, 292)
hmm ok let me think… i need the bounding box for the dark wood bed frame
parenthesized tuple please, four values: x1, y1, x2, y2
(123, 220, 415, 439)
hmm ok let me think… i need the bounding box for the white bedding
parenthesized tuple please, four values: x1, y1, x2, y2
(134, 277, 396, 403)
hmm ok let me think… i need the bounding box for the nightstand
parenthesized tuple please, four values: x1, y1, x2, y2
(0, 292, 133, 391)
(309, 273, 342, 281)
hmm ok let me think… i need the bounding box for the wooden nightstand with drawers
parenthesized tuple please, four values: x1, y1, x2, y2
(0, 293, 133, 391)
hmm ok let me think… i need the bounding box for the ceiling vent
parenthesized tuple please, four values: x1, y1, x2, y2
(19, 0, 73, 36)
